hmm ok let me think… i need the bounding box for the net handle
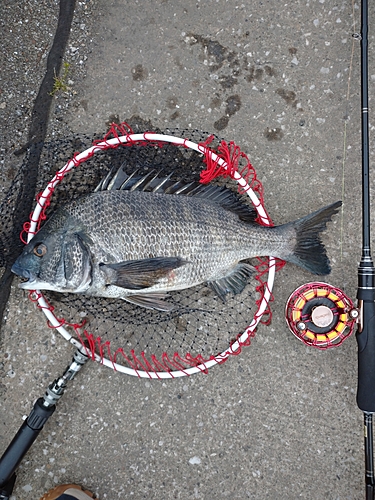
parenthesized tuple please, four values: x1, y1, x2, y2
(27, 133, 275, 378)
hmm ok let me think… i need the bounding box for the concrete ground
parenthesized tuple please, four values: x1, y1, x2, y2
(0, 0, 374, 498)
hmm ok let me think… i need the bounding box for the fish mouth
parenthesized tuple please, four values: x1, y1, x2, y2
(11, 263, 38, 289)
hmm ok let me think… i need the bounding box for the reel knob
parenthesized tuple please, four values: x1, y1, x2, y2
(285, 282, 357, 349)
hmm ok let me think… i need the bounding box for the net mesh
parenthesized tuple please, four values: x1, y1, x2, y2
(4, 120, 281, 377)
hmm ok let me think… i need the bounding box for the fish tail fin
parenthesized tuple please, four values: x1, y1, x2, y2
(283, 201, 342, 275)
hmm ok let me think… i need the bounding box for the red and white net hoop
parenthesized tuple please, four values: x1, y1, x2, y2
(23, 126, 278, 379)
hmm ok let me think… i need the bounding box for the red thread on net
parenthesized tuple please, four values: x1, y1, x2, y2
(22, 128, 280, 377)
(252, 257, 285, 327)
(198, 138, 284, 330)
(198, 138, 275, 228)
(83, 334, 99, 360)
(143, 355, 170, 379)
(130, 350, 158, 375)
(177, 353, 212, 372)
(197, 134, 215, 153)
(29, 288, 264, 377)
(71, 151, 83, 167)
(73, 329, 119, 367)
(29, 292, 67, 328)
(90, 122, 163, 152)
(91, 122, 164, 152)
(199, 139, 251, 184)
(142, 132, 169, 149)
(200, 140, 235, 184)
(98, 122, 134, 144)
(29, 291, 89, 333)
(71, 326, 237, 376)
(181, 138, 192, 149)
(20, 222, 34, 244)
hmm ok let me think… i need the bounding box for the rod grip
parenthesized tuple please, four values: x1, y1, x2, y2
(357, 299, 375, 412)
(0, 398, 55, 487)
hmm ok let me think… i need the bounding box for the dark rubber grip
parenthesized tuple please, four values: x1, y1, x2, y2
(357, 300, 375, 412)
(0, 399, 55, 487)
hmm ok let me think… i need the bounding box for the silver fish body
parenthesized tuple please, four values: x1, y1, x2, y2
(12, 174, 341, 311)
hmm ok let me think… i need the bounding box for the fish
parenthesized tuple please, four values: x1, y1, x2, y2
(11, 168, 342, 311)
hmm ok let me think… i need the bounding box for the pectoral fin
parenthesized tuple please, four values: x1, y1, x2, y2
(100, 256, 186, 290)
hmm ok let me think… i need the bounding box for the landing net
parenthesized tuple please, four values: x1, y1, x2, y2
(20, 123, 281, 378)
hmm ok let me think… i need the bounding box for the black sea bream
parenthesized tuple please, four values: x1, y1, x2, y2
(12, 171, 341, 311)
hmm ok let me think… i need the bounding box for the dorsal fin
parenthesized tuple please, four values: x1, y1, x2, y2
(95, 164, 258, 223)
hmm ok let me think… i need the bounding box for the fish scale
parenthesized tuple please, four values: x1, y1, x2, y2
(65, 190, 252, 292)
(11, 170, 342, 311)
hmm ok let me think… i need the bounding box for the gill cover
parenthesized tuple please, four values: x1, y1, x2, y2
(57, 232, 92, 292)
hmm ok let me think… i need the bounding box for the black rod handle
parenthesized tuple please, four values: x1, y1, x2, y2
(366, 485, 374, 500)
(0, 398, 55, 487)
(364, 413, 375, 499)
(357, 290, 375, 411)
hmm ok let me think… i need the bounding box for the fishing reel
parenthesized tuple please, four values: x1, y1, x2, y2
(285, 282, 358, 349)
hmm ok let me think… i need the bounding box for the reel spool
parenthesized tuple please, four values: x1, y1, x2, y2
(285, 282, 358, 349)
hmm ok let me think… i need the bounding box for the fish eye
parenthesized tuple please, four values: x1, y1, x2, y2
(33, 243, 47, 257)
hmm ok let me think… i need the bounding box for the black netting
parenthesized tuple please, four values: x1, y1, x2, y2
(1, 119, 264, 373)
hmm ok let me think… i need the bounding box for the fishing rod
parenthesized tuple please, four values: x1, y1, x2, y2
(355, 0, 375, 497)
(285, 0, 375, 496)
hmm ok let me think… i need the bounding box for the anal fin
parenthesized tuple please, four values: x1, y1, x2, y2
(208, 263, 254, 302)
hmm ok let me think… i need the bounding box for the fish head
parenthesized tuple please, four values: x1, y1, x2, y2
(12, 216, 93, 293)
